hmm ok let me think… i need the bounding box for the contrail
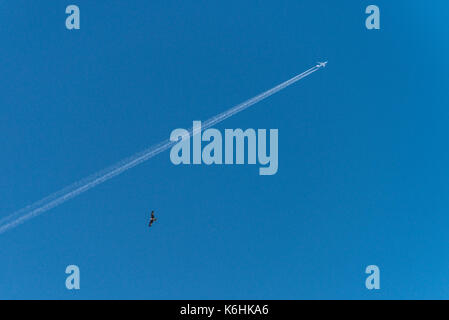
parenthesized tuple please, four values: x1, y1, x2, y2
(0, 62, 326, 234)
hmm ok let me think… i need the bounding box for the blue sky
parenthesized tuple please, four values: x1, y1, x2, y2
(0, 1, 448, 299)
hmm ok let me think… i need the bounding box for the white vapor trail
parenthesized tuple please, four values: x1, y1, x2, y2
(0, 63, 325, 234)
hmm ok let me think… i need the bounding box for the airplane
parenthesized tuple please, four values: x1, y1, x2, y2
(148, 210, 157, 227)
(317, 61, 328, 68)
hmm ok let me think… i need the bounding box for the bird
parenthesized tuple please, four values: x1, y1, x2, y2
(148, 210, 157, 227)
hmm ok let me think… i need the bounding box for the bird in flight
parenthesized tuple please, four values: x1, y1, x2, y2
(148, 210, 157, 227)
